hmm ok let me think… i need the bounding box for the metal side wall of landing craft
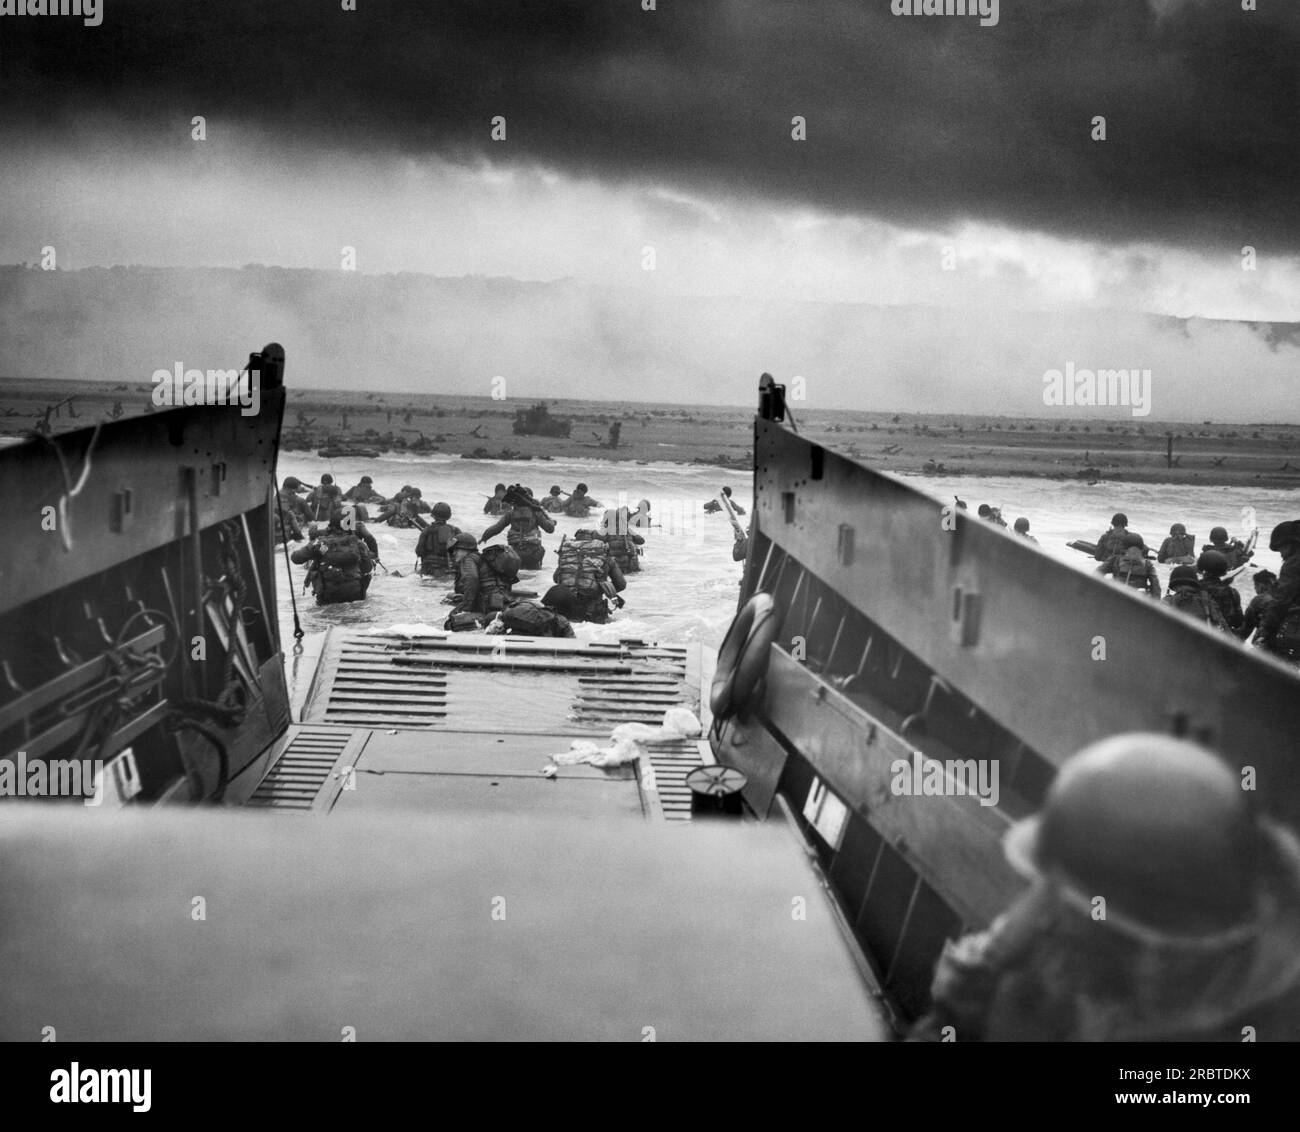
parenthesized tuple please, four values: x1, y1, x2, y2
(0, 346, 291, 804)
(745, 418, 1300, 822)
(713, 412, 1300, 1024)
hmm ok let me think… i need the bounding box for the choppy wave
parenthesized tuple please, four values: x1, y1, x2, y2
(274, 455, 1297, 651)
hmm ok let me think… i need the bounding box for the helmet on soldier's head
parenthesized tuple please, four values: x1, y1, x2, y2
(409, 487, 422, 498)
(1197, 550, 1229, 577)
(321, 474, 334, 486)
(977, 504, 991, 517)
(1003, 733, 1260, 937)
(360, 476, 372, 484)
(1268, 520, 1300, 553)
(453, 532, 478, 551)
(1014, 517, 1030, 533)
(283, 476, 304, 490)
(549, 485, 562, 495)
(1169, 564, 1199, 588)
(1170, 522, 1186, 536)
(1111, 513, 1128, 528)
(432, 502, 452, 520)
(1121, 532, 1145, 549)
(575, 483, 588, 494)
(1209, 526, 1228, 543)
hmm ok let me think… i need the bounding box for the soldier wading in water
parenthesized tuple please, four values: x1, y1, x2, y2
(291, 506, 377, 605)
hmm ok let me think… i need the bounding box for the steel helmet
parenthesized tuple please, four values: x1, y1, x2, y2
(1268, 520, 1300, 553)
(282, 476, 304, 490)
(1013, 517, 1030, 533)
(549, 485, 562, 495)
(1003, 734, 1259, 937)
(1197, 550, 1229, 577)
(1169, 564, 1199, 588)
(453, 532, 478, 551)
(432, 502, 452, 520)
(1169, 522, 1186, 536)
(1121, 532, 1145, 549)
(1209, 526, 1228, 543)
(1111, 513, 1128, 527)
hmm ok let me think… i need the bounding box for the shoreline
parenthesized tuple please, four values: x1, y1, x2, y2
(2, 378, 1298, 491)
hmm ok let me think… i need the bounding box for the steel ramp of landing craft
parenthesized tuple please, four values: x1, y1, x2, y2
(239, 630, 715, 821)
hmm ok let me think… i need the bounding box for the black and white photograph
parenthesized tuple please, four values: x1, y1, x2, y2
(0, 0, 1297, 1097)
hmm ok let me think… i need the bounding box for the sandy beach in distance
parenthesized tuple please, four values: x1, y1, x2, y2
(3, 377, 1299, 490)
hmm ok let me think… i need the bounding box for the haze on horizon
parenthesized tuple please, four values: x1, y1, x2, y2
(0, 0, 1297, 418)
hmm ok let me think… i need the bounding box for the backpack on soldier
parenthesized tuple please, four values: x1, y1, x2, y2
(321, 532, 361, 569)
(1167, 587, 1228, 630)
(481, 544, 522, 582)
(500, 601, 556, 636)
(554, 538, 608, 597)
(444, 610, 488, 632)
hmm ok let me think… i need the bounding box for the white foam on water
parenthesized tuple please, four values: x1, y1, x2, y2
(275, 455, 1297, 650)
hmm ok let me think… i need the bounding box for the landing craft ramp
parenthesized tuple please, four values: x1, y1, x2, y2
(2, 627, 894, 1041)
(235, 629, 712, 821)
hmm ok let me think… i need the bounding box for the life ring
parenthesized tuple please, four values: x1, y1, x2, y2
(710, 592, 779, 720)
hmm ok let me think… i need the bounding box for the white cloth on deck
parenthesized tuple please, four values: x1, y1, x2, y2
(543, 707, 702, 772)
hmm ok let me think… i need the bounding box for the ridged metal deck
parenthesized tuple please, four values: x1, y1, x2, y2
(245, 630, 715, 822)
(304, 631, 697, 733)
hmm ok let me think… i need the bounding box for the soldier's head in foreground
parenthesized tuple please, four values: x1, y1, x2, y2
(1270, 520, 1300, 556)
(913, 733, 1300, 1041)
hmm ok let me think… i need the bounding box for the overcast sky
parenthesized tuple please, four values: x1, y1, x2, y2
(1, 0, 1296, 409)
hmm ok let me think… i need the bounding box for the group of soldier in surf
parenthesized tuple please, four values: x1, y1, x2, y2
(275, 473, 653, 637)
(964, 496, 1300, 665)
(1086, 511, 1299, 662)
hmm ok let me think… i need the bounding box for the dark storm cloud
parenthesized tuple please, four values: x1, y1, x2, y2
(2, 0, 1296, 249)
